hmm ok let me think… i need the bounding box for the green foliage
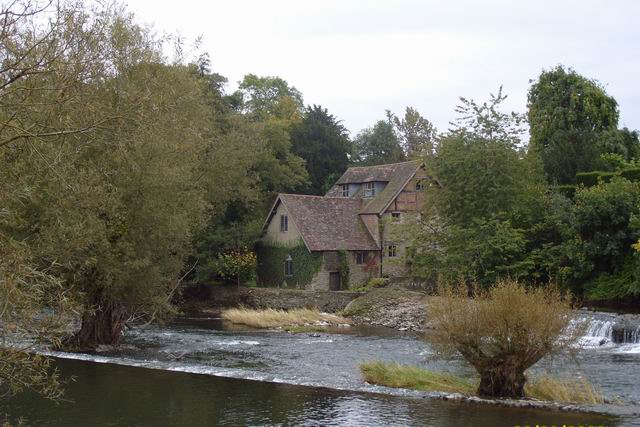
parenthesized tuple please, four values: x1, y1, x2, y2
(236, 74, 304, 121)
(596, 128, 640, 164)
(528, 65, 620, 184)
(410, 89, 568, 287)
(390, 107, 438, 158)
(561, 178, 640, 297)
(552, 185, 576, 199)
(290, 105, 352, 194)
(351, 277, 388, 293)
(620, 167, 640, 182)
(338, 250, 350, 290)
(256, 241, 323, 288)
(576, 171, 615, 187)
(352, 118, 405, 166)
(215, 248, 257, 286)
(585, 255, 640, 300)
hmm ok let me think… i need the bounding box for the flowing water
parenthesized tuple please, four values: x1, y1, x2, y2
(2, 313, 639, 426)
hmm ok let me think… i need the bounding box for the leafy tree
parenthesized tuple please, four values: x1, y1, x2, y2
(390, 107, 438, 158)
(595, 128, 640, 168)
(1, 3, 218, 351)
(352, 118, 405, 166)
(215, 248, 258, 286)
(562, 178, 640, 299)
(409, 89, 550, 286)
(236, 74, 304, 121)
(189, 70, 308, 284)
(528, 66, 620, 184)
(290, 105, 352, 194)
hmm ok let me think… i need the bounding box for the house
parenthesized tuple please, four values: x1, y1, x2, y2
(257, 160, 430, 290)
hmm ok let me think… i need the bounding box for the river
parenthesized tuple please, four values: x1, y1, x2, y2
(2, 314, 639, 426)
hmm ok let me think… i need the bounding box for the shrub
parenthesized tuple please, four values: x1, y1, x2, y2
(552, 184, 576, 199)
(352, 277, 388, 292)
(425, 279, 582, 399)
(620, 167, 640, 182)
(575, 171, 616, 187)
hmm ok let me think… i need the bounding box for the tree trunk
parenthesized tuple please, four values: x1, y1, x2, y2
(64, 303, 128, 350)
(477, 358, 526, 399)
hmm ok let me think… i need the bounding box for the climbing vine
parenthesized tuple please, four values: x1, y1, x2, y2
(256, 240, 323, 288)
(338, 250, 350, 290)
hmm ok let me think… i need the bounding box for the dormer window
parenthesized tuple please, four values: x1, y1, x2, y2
(341, 184, 349, 197)
(364, 182, 375, 197)
(280, 214, 288, 232)
(416, 180, 426, 191)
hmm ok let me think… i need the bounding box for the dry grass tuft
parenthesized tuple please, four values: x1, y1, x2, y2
(360, 360, 476, 394)
(526, 375, 605, 405)
(221, 308, 350, 329)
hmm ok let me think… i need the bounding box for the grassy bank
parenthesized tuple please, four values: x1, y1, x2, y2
(360, 361, 605, 405)
(221, 308, 350, 330)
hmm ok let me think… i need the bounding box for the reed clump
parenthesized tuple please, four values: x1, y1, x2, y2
(221, 308, 349, 329)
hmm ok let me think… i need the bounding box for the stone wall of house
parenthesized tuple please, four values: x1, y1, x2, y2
(381, 212, 420, 278)
(309, 255, 331, 291)
(348, 250, 380, 287)
(307, 250, 381, 290)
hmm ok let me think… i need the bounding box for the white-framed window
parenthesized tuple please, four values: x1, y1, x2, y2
(284, 255, 293, 276)
(364, 182, 375, 197)
(280, 214, 288, 232)
(386, 243, 397, 257)
(416, 180, 425, 191)
(341, 184, 349, 197)
(391, 212, 401, 222)
(356, 252, 367, 265)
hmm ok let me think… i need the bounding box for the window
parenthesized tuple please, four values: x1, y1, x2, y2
(416, 180, 425, 191)
(341, 184, 349, 197)
(284, 255, 293, 276)
(391, 212, 401, 222)
(356, 252, 367, 265)
(387, 244, 397, 257)
(280, 214, 288, 232)
(364, 182, 375, 197)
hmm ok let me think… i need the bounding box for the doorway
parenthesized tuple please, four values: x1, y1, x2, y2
(329, 272, 341, 291)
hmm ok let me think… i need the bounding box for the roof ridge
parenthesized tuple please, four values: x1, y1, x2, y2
(280, 193, 357, 200)
(345, 160, 421, 170)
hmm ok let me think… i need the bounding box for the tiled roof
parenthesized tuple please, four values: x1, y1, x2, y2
(328, 161, 422, 215)
(334, 160, 421, 184)
(275, 194, 379, 251)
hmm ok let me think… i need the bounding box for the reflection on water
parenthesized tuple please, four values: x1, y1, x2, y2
(1, 358, 620, 427)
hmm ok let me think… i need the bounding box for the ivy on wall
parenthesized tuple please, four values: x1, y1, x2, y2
(338, 250, 350, 290)
(256, 240, 323, 288)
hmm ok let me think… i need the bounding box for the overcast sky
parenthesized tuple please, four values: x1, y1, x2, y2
(126, 0, 640, 136)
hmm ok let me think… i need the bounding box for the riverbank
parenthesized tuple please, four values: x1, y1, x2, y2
(182, 285, 640, 339)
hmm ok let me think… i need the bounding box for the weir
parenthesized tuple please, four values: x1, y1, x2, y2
(582, 316, 640, 345)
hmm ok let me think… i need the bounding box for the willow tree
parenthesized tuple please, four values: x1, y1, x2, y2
(528, 66, 619, 184)
(1, 1, 217, 352)
(427, 280, 582, 398)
